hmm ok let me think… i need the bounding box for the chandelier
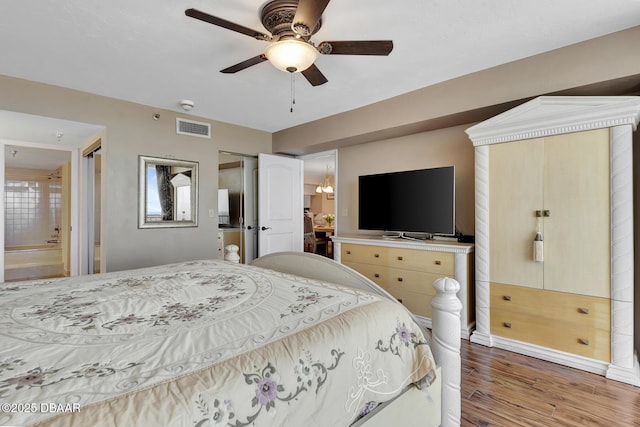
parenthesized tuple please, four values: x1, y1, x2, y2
(316, 165, 334, 194)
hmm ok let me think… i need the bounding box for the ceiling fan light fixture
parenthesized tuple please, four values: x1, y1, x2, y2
(265, 39, 318, 73)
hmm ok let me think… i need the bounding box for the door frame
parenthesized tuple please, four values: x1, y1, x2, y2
(81, 139, 102, 274)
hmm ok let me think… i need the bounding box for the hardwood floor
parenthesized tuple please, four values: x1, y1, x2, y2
(460, 340, 640, 426)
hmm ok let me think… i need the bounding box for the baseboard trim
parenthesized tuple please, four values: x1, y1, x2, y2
(606, 352, 640, 386)
(489, 335, 608, 375)
(470, 330, 493, 347)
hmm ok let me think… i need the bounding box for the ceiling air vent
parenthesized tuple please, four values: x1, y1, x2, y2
(176, 118, 211, 139)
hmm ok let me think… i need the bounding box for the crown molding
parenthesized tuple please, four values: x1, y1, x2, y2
(466, 96, 640, 146)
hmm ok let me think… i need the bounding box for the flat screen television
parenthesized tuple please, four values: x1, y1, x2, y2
(358, 166, 455, 237)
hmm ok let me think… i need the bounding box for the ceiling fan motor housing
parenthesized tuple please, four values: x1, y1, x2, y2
(261, 0, 321, 39)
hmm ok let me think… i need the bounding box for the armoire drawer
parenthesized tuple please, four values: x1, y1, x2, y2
(387, 248, 454, 275)
(490, 308, 610, 361)
(341, 244, 389, 265)
(490, 283, 610, 331)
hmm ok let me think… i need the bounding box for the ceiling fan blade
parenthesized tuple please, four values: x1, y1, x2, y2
(185, 8, 272, 41)
(318, 40, 393, 56)
(301, 64, 328, 86)
(292, 0, 331, 36)
(220, 55, 268, 74)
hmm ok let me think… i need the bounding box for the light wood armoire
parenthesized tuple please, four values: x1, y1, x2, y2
(466, 96, 640, 386)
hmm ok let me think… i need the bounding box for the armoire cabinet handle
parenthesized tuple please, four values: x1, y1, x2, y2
(374, 253, 380, 258)
(397, 277, 403, 282)
(374, 273, 380, 278)
(503, 295, 512, 301)
(503, 322, 512, 329)
(397, 256, 403, 261)
(435, 260, 441, 265)
(578, 307, 590, 314)
(346, 250, 351, 255)
(578, 338, 590, 346)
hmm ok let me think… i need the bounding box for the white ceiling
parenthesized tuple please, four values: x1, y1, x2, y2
(0, 111, 105, 169)
(0, 1, 639, 134)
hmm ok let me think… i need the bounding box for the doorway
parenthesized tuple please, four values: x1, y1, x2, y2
(299, 150, 337, 258)
(218, 152, 258, 264)
(82, 141, 101, 274)
(0, 110, 106, 281)
(3, 146, 71, 281)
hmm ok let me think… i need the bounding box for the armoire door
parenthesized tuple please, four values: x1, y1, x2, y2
(542, 129, 610, 297)
(489, 138, 544, 289)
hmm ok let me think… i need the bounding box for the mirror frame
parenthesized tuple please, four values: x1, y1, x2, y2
(138, 155, 199, 229)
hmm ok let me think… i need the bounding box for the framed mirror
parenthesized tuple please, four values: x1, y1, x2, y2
(138, 155, 199, 228)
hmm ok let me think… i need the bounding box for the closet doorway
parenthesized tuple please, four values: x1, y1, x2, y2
(218, 152, 258, 264)
(82, 141, 101, 274)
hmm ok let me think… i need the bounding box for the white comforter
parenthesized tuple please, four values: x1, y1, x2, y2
(0, 260, 436, 426)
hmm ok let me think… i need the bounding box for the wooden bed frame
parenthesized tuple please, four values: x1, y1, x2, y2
(251, 251, 462, 426)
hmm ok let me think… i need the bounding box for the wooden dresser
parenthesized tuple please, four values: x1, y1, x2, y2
(467, 96, 640, 385)
(332, 235, 475, 338)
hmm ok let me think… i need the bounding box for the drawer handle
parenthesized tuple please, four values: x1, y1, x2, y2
(503, 295, 512, 301)
(397, 256, 403, 261)
(503, 322, 512, 329)
(374, 273, 380, 278)
(578, 307, 590, 315)
(374, 253, 380, 258)
(397, 277, 403, 282)
(578, 338, 590, 346)
(435, 260, 441, 265)
(346, 250, 351, 255)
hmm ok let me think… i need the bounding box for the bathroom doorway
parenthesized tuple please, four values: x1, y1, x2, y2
(4, 145, 71, 281)
(0, 110, 106, 282)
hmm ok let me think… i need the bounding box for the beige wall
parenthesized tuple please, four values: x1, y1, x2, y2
(273, 26, 640, 154)
(337, 124, 474, 236)
(0, 75, 271, 272)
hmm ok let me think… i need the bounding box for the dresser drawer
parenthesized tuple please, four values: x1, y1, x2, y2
(394, 289, 434, 318)
(490, 308, 610, 361)
(388, 248, 454, 275)
(343, 261, 388, 290)
(341, 244, 388, 265)
(491, 283, 610, 330)
(387, 267, 438, 296)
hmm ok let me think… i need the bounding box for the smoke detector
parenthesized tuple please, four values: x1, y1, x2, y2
(179, 100, 195, 112)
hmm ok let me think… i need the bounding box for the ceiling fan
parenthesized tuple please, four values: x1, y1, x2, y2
(185, 0, 393, 87)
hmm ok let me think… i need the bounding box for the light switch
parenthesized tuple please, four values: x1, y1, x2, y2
(209, 209, 215, 218)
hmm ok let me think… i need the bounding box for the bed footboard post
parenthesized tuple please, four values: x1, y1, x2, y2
(431, 277, 462, 427)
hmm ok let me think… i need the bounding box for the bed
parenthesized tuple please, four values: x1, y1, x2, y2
(0, 252, 461, 426)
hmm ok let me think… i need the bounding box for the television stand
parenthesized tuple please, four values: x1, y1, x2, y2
(381, 232, 432, 241)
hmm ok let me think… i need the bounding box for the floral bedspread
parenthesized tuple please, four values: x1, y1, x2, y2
(0, 260, 436, 426)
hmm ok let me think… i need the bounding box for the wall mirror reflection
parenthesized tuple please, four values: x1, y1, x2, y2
(138, 155, 198, 228)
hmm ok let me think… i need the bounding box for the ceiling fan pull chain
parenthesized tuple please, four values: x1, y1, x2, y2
(290, 71, 296, 113)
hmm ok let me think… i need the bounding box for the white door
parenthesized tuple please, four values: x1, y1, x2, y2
(258, 153, 303, 256)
